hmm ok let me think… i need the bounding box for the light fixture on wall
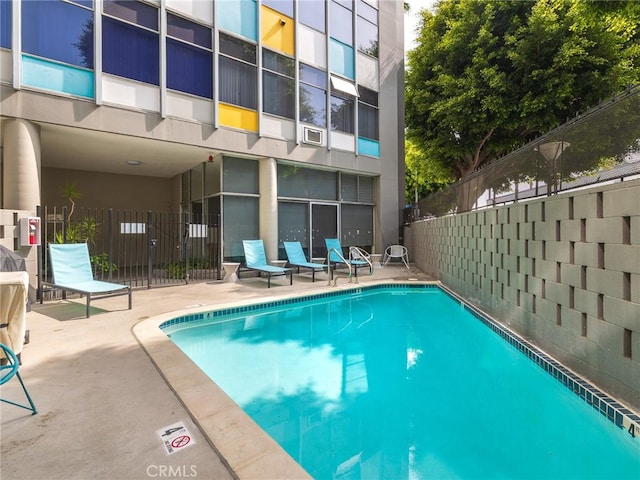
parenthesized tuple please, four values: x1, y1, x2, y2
(280, 18, 286, 26)
(127, 160, 143, 166)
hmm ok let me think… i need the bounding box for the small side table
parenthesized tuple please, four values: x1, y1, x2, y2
(311, 257, 326, 264)
(270, 260, 288, 268)
(370, 253, 383, 269)
(222, 262, 240, 283)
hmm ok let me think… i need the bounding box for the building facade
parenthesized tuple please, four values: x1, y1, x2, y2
(0, 0, 404, 266)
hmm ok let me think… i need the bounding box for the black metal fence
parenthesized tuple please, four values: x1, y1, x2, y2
(38, 206, 221, 297)
(406, 85, 640, 222)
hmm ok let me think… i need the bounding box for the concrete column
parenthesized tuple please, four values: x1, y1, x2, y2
(259, 157, 279, 260)
(2, 119, 41, 210)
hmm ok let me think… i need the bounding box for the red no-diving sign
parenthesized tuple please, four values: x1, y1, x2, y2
(171, 435, 191, 449)
(157, 421, 196, 455)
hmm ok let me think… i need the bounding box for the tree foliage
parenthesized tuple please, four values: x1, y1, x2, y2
(405, 138, 454, 204)
(405, 0, 640, 190)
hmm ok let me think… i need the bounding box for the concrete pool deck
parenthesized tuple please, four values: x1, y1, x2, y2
(1, 264, 431, 480)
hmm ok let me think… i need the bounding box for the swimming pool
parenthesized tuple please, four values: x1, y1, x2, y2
(159, 284, 640, 479)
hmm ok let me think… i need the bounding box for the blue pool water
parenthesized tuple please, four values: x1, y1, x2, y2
(164, 286, 640, 479)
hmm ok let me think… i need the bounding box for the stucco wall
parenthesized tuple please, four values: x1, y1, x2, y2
(406, 178, 640, 411)
(42, 168, 177, 212)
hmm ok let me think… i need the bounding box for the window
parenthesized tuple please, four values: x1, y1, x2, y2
(167, 13, 211, 48)
(103, 1, 159, 84)
(357, 0, 378, 57)
(341, 174, 374, 202)
(358, 86, 378, 140)
(223, 157, 259, 194)
(219, 33, 257, 109)
(166, 13, 212, 98)
(104, 0, 157, 29)
(331, 75, 358, 96)
(263, 50, 295, 119)
(299, 0, 325, 33)
(277, 164, 338, 200)
(22, 0, 94, 68)
(341, 204, 373, 247)
(278, 201, 309, 248)
(329, 0, 352, 46)
(299, 63, 326, 127)
(262, 0, 293, 17)
(223, 196, 259, 260)
(331, 93, 354, 134)
(1, 0, 11, 49)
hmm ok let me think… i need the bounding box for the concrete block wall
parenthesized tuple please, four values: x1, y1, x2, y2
(406, 178, 640, 411)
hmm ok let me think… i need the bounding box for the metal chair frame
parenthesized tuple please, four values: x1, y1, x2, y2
(0, 343, 37, 415)
(382, 245, 410, 270)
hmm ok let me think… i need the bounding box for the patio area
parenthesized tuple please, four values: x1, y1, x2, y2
(1, 263, 429, 480)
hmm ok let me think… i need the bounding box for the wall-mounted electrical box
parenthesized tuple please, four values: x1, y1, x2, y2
(19, 217, 41, 246)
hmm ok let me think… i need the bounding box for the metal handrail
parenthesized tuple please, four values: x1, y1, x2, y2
(327, 248, 352, 286)
(348, 246, 373, 275)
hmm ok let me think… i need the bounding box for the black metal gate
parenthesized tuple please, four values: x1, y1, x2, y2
(39, 206, 221, 293)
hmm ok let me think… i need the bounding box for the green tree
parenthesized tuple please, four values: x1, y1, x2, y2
(405, 138, 454, 204)
(406, 0, 640, 208)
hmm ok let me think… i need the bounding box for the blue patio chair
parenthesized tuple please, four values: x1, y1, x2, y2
(44, 243, 132, 318)
(324, 238, 372, 277)
(241, 240, 293, 288)
(1, 342, 37, 415)
(283, 241, 327, 282)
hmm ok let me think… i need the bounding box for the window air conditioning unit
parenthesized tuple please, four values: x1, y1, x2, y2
(302, 127, 323, 146)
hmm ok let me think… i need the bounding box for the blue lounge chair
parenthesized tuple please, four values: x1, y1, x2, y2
(1, 342, 37, 415)
(283, 241, 327, 282)
(324, 238, 372, 277)
(241, 240, 292, 288)
(44, 243, 132, 318)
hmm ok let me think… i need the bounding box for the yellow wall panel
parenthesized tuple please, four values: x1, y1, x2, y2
(261, 6, 294, 56)
(218, 103, 258, 132)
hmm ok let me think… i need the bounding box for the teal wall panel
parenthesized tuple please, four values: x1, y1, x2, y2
(358, 137, 380, 157)
(22, 55, 94, 98)
(217, 0, 257, 41)
(329, 38, 354, 80)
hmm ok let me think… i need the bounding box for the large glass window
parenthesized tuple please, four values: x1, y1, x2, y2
(103, 1, 158, 84)
(223, 157, 259, 194)
(167, 13, 211, 48)
(1, 0, 12, 49)
(358, 86, 378, 140)
(331, 93, 354, 134)
(22, 0, 94, 68)
(104, 0, 156, 28)
(219, 33, 257, 109)
(300, 84, 327, 128)
(223, 196, 259, 261)
(341, 204, 373, 248)
(190, 164, 203, 200)
(278, 164, 338, 200)
(262, 50, 295, 119)
(357, 1, 378, 58)
(341, 174, 374, 202)
(278, 201, 309, 254)
(329, 0, 352, 46)
(167, 13, 212, 98)
(300, 63, 328, 126)
(298, 0, 325, 33)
